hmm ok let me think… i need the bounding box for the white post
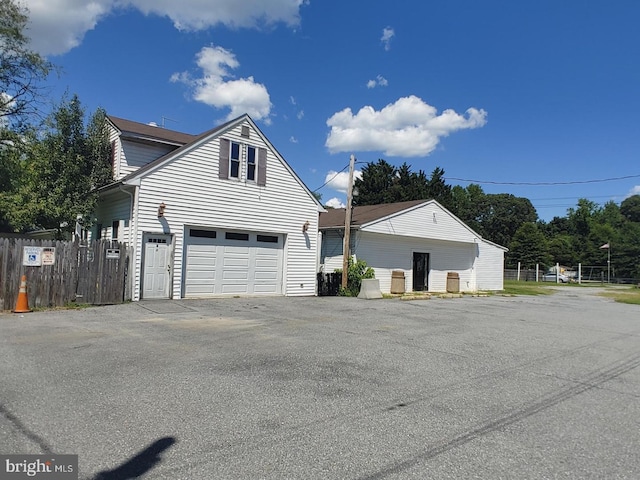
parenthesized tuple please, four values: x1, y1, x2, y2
(578, 263, 581, 284)
(556, 262, 560, 283)
(536, 263, 539, 282)
(517, 262, 521, 281)
(607, 246, 611, 284)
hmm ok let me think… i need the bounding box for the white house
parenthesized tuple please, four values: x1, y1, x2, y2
(319, 200, 507, 293)
(94, 114, 324, 300)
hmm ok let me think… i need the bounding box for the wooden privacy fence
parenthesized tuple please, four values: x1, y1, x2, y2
(0, 237, 131, 310)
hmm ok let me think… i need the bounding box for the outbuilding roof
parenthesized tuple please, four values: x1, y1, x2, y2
(319, 199, 428, 228)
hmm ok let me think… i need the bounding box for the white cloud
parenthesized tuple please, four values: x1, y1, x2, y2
(325, 197, 345, 209)
(297, 110, 304, 120)
(289, 136, 298, 143)
(290, 96, 297, 105)
(22, 0, 306, 55)
(381, 26, 394, 51)
(171, 45, 272, 123)
(627, 185, 640, 197)
(366, 75, 388, 89)
(325, 95, 487, 157)
(324, 169, 363, 194)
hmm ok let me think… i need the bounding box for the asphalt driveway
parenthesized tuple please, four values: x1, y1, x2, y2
(1, 288, 639, 479)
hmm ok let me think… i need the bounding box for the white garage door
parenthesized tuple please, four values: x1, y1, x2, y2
(183, 228, 283, 297)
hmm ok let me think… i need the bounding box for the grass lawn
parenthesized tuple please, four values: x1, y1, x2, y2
(501, 280, 555, 296)
(599, 286, 640, 305)
(501, 280, 640, 305)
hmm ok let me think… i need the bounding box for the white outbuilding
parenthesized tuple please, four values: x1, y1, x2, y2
(319, 200, 507, 293)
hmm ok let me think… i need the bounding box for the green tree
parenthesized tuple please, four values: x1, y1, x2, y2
(451, 183, 486, 234)
(12, 96, 112, 237)
(620, 195, 640, 223)
(426, 167, 453, 210)
(0, 0, 55, 136)
(479, 193, 538, 248)
(353, 159, 397, 205)
(547, 234, 577, 266)
(507, 222, 551, 268)
(354, 160, 455, 208)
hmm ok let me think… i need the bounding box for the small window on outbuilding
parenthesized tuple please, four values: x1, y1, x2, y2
(112, 220, 119, 240)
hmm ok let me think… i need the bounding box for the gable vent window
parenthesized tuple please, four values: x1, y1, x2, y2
(241, 125, 250, 138)
(219, 138, 267, 186)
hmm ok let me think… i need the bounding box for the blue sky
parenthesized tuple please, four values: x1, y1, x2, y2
(23, 0, 640, 220)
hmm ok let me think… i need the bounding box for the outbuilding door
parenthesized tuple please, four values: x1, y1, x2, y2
(183, 228, 283, 297)
(142, 233, 172, 299)
(413, 252, 430, 291)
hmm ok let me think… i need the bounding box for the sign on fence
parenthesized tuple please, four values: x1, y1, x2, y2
(106, 249, 120, 259)
(22, 246, 42, 266)
(1, 238, 131, 310)
(42, 247, 56, 265)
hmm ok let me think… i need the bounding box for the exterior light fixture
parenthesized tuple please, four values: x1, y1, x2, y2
(157, 202, 166, 217)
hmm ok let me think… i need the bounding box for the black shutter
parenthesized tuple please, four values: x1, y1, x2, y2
(257, 148, 267, 186)
(219, 138, 230, 179)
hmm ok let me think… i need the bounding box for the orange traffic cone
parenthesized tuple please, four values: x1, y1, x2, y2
(13, 275, 32, 313)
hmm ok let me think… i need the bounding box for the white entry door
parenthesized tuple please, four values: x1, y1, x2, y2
(142, 234, 172, 299)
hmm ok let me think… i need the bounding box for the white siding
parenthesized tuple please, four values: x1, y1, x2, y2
(364, 202, 477, 244)
(321, 230, 477, 293)
(118, 140, 176, 179)
(476, 240, 505, 291)
(94, 191, 132, 242)
(354, 232, 476, 293)
(320, 230, 352, 273)
(129, 118, 319, 300)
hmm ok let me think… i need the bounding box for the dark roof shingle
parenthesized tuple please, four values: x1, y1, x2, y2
(108, 115, 197, 145)
(319, 200, 428, 228)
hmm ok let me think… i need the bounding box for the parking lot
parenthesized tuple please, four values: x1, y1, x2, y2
(1, 287, 639, 479)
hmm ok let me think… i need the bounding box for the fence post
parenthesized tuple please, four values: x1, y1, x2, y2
(517, 262, 521, 281)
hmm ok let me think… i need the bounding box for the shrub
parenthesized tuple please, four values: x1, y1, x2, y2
(335, 258, 375, 297)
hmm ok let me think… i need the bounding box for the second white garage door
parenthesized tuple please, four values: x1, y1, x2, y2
(184, 228, 283, 297)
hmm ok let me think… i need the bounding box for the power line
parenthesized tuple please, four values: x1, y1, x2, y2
(444, 173, 640, 186)
(312, 163, 350, 192)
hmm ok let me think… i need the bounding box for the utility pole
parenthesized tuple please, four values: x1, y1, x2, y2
(342, 154, 356, 289)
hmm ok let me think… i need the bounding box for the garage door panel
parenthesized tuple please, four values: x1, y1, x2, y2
(184, 229, 283, 297)
(221, 284, 249, 294)
(186, 270, 216, 280)
(253, 285, 278, 294)
(255, 271, 278, 280)
(222, 271, 249, 280)
(224, 259, 250, 268)
(185, 285, 216, 295)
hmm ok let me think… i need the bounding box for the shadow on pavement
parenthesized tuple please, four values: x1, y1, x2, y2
(93, 436, 176, 480)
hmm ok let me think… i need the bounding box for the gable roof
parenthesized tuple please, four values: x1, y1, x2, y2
(108, 115, 198, 146)
(319, 199, 427, 228)
(117, 116, 235, 183)
(101, 113, 325, 211)
(320, 199, 508, 250)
